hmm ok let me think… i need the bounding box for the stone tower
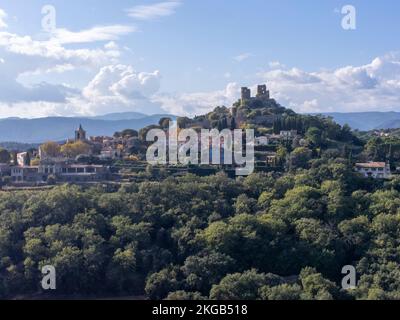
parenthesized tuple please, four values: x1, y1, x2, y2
(241, 87, 251, 106)
(75, 124, 87, 142)
(256, 84, 270, 99)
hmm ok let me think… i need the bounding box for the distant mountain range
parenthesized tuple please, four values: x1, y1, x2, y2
(88, 112, 149, 121)
(2, 110, 400, 144)
(0, 112, 176, 143)
(314, 112, 400, 131)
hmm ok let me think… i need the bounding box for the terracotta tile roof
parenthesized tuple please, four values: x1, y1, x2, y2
(355, 162, 386, 168)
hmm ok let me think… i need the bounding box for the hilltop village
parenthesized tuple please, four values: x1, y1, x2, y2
(0, 84, 399, 188)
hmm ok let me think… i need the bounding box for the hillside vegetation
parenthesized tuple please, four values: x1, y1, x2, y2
(1, 166, 399, 299)
(1, 99, 400, 300)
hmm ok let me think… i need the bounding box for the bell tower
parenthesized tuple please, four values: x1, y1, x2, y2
(75, 124, 87, 142)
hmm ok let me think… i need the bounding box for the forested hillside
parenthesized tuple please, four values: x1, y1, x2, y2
(1, 159, 400, 299)
(2, 95, 400, 300)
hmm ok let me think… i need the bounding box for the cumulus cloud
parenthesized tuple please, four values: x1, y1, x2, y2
(4, 53, 400, 119)
(260, 68, 321, 84)
(146, 53, 400, 117)
(77, 64, 163, 115)
(83, 65, 160, 99)
(78, 70, 239, 117)
(0, 9, 146, 117)
(0, 36, 82, 105)
(126, 1, 181, 20)
(0, 21, 132, 109)
(257, 53, 400, 113)
(0, 64, 164, 118)
(1, 17, 400, 121)
(155, 83, 240, 116)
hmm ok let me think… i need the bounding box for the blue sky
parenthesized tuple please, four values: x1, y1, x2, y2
(0, 0, 399, 117)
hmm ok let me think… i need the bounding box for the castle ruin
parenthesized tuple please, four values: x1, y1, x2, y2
(241, 87, 251, 106)
(240, 84, 270, 106)
(256, 84, 270, 99)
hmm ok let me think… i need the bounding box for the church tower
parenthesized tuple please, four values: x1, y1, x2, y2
(75, 124, 87, 142)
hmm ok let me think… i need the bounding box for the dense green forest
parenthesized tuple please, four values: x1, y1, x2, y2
(1, 157, 400, 299)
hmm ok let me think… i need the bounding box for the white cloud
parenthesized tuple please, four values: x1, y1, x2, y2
(47, 64, 76, 74)
(0, 101, 69, 118)
(155, 83, 240, 116)
(0, 64, 164, 118)
(5, 52, 400, 118)
(258, 53, 400, 113)
(105, 41, 119, 50)
(0, 12, 158, 117)
(234, 53, 252, 62)
(49, 25, 136, 45)
(269, 61, 286, 69)
(0, 32, 120, 67)
(127, 1, 181, 20)
(0, 9, 7, 28)
(0, 24, 128, 110)
(144, 53, 400, 117)
(260, 68, 321, 84)
(0, 74, 77, 104)
(79, 64, 163, 115)
(83, 65, 160, 99)
(1, 15, 400, 123)
(19, 64, 76, 77)
(299, 99, 319, 113)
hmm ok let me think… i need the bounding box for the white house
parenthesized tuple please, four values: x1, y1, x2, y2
(355, 162, 391, 179)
